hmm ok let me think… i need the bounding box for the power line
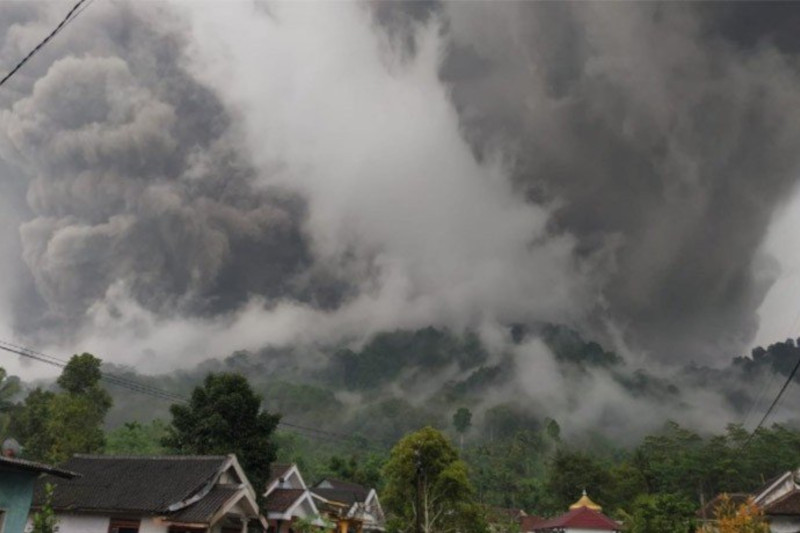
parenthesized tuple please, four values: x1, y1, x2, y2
(741, 356, 781, 429)
(0, 339, 388, 451)
(0, 340, 186, 403)
(741, 347, 800, 449)
(0, 0, 94, 89)
(740, 305, 800, 439)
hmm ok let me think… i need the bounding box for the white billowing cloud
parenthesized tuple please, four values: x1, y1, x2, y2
(756, 184, 800, 348)
(179, 2, 586, 335)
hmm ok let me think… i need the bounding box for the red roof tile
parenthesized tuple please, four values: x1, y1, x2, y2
(534, 506, 620, 531)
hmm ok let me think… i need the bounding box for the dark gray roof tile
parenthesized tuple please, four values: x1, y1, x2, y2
(265, 488, 305, 513)
(168, 484, 242, 524)
(0, 455, 78, 479)
(34, 454, 228, 514)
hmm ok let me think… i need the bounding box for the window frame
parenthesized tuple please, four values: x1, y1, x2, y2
(108, 518, 141, 533)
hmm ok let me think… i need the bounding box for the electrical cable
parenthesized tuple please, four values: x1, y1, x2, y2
(0, 339, 388, 451)
(740, 299, 800, 439)
(741, 348, 800, 450)
(0, 0, 93, 89)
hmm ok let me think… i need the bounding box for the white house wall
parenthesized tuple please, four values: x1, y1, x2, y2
(283, 471, 305, 490)
(28, 514, 169, 533)
(48, 514, 108, 533)
(290, 496, 318, 519)
(769, 516, 800, 533)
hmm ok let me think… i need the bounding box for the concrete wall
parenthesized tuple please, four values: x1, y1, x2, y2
(0, 469, 37, 533)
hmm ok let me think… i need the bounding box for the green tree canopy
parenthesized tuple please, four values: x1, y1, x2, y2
(57, 353, 104, 395)
(162, 372, 281, 496)
(9, 353, 111, 463)
(106, 419, 168, 455)
(383, 426, 486, 533)
(622, 493, 696, 533)
(544, 448, 613, 513)
(0, 367, 21, 434)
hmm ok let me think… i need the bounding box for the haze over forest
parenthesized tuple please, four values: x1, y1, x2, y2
(3, 1, 800, 440)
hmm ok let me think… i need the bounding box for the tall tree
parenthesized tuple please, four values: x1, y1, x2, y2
(383, 426, 487, 533)
(8, 388, 56, 460)
(10, 353, 111, 463)
(162, 373, 281, 495)
(622, 493, 696, 533)
(544, 448, 613, 513)
(106, 420, 168, 455)
(452, 407, 472, 450)
(0, 367, 21, 434)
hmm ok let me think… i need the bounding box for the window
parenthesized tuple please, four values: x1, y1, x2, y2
(108, 519, 140, 533)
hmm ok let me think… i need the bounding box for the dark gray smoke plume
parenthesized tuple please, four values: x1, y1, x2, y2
(433, 2, 800, 361)
(0, 3, 344, 346)
(1, 0, 800, 383)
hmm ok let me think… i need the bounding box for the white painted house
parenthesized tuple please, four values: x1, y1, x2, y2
(754, 470, 800, 533)
(263, 463, 324, 533)
(27, 454, 263, 533)
(310, 478, 386, 533)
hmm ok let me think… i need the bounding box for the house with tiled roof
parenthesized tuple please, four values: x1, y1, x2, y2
(697, 493, 751, 522)
(486, 507, 543, 533)
(518, 514, 545, 533)
(263, 463, 324, 533)
(309, 478, 385, 533)
(533, 491, 621, 533)
(29, 454, 263, 533)
(700, 469, 800, 532)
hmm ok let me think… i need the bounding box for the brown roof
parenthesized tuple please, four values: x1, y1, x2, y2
(264, 488, 306, 513)
(765, 490, 800, 516)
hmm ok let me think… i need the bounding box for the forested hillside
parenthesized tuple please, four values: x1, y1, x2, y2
(82, 326, 800, 445)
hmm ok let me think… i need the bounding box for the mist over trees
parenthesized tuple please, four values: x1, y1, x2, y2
(162, 372, 281, 495)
